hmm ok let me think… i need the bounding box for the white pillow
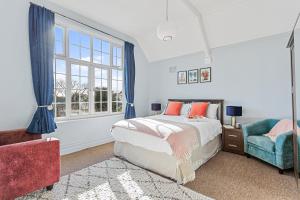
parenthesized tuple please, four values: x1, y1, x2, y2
(206, 104, 219, 119)
(180, 103, 191, 116)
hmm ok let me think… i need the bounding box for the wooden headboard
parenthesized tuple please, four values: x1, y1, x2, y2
(168, 99, 224, 125)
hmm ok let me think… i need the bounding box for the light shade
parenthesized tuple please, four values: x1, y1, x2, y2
(156, 21, 176, 41)
(226, 106, 242, 116)
(151, 103, 161, 111)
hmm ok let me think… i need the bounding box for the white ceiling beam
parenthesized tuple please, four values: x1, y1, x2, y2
(181, 0, 212, 64)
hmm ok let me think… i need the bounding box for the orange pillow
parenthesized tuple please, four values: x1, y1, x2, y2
(188, 102, 209, 118)
(164, 102, 183, 116)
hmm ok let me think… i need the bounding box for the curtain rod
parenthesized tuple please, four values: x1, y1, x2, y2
(30, 2, 126, 42)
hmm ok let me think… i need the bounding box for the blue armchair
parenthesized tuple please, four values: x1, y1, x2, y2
(242, 119, 300, 173)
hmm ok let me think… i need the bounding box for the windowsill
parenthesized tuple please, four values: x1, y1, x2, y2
(55, 112, 124, 124)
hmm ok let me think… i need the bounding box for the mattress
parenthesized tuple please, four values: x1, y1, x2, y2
(111, 114, 222, 155)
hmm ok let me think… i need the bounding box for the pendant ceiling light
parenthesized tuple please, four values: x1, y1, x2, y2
(157, 0, 176, 41)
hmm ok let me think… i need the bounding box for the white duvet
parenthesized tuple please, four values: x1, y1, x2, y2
(111, 115, 222, 155)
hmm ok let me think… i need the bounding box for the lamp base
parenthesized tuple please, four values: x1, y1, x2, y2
(231, 116, 236, 128)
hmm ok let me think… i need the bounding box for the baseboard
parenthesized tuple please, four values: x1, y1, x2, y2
(60, 136, 114, 155)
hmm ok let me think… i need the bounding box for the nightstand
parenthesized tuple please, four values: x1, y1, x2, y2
(223, 126, 244, 155)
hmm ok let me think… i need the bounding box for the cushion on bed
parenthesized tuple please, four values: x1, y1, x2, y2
(188, 102, 209, 118)
(207, 104, 219, 119)
(164, 101, 183, 116)
(180, 104, 191, 116)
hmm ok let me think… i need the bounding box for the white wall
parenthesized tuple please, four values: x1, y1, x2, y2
(148, 33, 293, 124)
(0, 0, 149, 155)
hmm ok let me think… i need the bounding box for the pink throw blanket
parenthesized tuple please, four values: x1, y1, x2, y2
(265, 119, 300, 142)
(112, 118, 200, 161)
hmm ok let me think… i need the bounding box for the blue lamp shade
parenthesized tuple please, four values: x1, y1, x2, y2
(226, 106, 242, 116)
(151, 103, 161, 111)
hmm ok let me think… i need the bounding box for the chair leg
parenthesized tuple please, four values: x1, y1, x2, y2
(46, 185, 54, 191)
(246, 154, 251, 158)
(278, 169, 284, 174)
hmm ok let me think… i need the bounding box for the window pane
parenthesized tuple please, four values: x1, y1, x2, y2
(81, 48, 90, 62)
(102, 53, 110, 65)
(117, 70, 123, 80)
(56, 59, 66, 74)
(81, 77, 88, 89)
(102, 41, 110, 53)
(71, 90, 79, 102)
(81, 66, 89, 77)
(102, 69, 108, 79)
(93, 51, 101, 64)
(55, 41, 64, 55)
(112, 70, 118, 80)
(69, 45, 80, 59)
(117, 48, 122, 58)
(112, 92, 117, 101)
(95, 68, 101, 79)
(80, 90, 89, 102)
(117, 93, 122, 101)
(56, 74, 66, 89)
(113, 57, 117, 66)
(95, 91, 100, 102)
(113, 47, 117, 57)
(95, 103, 101, 112)
(71, 64, 80, 76)
(55, 27, 64, 41)
(56, 89, 66, 103)
(69, 30, 80, 45)
(117, 58, 122, 67)
(93, 38, 101, 51)
(102, 103, 108, 112)
(95, 79, 101, 89)
(112, 81, 117, 92)
(102, 79, 108, 89)
(80, 103, 89, 113)
(71, 103, 79, 115)
(80, 34, 90, 48)
(112, 102, 117, 112)
(56, 104, 66, 117)
(117, 103, 122, 112)
(117, 81, 122, 92)
(101, 91, 108, 101)
(72, 76, 80, 89)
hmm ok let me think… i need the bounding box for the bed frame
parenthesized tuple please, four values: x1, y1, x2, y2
(168, 99, 224, 125)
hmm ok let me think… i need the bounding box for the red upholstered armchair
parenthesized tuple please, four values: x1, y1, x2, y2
(0, 129, 60, 200)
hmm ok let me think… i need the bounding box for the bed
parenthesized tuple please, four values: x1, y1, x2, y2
(111, 99, 224, 184)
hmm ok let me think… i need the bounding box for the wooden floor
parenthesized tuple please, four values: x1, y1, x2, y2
(61, 142, 300, 200)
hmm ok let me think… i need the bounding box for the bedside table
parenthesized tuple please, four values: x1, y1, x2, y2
(223, 126, 244, 155)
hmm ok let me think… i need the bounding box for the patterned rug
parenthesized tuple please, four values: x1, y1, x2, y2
(18, 157, 212, 200)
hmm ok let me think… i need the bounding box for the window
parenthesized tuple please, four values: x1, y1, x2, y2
(53, 24, 124, 120)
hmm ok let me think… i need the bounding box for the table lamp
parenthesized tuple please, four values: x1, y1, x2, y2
(151, 103, 161, 115)
(226, 106, 242, 127)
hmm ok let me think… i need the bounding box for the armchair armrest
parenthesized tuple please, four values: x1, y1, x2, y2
(275, 131, 293, 155)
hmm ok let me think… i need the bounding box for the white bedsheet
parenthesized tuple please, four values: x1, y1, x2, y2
(111, 115, 222, 155)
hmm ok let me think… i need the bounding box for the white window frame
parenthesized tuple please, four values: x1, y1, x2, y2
(53, 16, 125, 121)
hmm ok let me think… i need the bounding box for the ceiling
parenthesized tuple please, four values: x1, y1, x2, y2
(48, 0, 300, 62)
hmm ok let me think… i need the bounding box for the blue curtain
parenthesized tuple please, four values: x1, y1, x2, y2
(124, 42, 136, 119)
(27, 4, 57, 134)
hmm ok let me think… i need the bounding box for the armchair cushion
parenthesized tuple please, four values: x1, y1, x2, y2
(248, 135, 275, 153)
(242, 119, 279, 153)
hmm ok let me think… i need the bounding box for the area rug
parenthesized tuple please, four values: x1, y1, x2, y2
(18, 157, 212, 200)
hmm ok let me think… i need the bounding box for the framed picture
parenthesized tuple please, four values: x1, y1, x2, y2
(188, 69, 198, 84)
(177, 71, 187, 84)
(200, 67, 211, 83)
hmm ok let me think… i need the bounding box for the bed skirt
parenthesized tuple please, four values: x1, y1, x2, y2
(114, 135, 222, 184)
